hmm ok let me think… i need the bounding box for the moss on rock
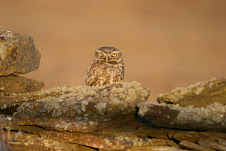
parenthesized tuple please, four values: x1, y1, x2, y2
(157, 77, 226, 107)
(13, 81, 150, 132)
(138, 102, 226, 131)
(0, 75, 44, 96)
(0, 30, 40, 76)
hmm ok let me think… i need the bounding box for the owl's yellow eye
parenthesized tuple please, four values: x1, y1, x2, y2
(112, 53, 117, 57)
(99, 53, 103, 57)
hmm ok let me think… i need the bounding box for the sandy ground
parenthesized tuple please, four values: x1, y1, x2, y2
(0, 0, 226, 102)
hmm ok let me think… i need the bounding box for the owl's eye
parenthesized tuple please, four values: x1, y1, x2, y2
(112, 53, 117, 57)
(99, 53, 103, 57)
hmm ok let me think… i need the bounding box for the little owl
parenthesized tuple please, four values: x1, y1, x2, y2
(85, 47, 124, 86)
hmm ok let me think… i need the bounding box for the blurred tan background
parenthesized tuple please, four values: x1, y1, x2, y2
(0, 0, 226, 102)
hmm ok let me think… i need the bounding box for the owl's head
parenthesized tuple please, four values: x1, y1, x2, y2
(94, 47, 123, 64)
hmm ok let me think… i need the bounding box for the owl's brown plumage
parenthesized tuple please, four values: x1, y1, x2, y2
(85, 47, 124, 86)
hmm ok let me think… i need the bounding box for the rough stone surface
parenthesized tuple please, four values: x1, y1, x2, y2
(0, 81, 149, 114)
(0, 75, 44, 95)
(6, 120, 153, 150)
(0, 118, 12, 151)
(0, 30, 40, 76)
(1, 114, 225, 151)
(173, 131, 209, 143)
(125, 146, 186, 151)
(218, 138, 226, 146)
(0, 76, 225, 150)
(197, 138, 226, 151)
(157, 77, 226, 107)
(13, 81, 150, 132)
(3, 129, 95, 151)
(179, 140, 215, 151)
(138, 102, 226, 131)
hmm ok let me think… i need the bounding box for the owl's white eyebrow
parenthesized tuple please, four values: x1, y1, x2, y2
(96, 50, 106, 53)
(111, 51, 120, 54)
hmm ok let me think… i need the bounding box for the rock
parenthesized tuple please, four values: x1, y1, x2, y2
(197, 138, 226, 151)
(157, 77, 226, 107)
(151, 138, 180, 148)
(2, 113, 226, 151)
(173, 131, 209, 143)
(137, 127, 170, 139)
(137, 102, 226, 131)
(3, 115, 112, 150)
(13, 81, 150, 132)
(0, 118, 12, 151)
(0, 87, 70, 114)
(3, 130, 96, 151)
(7, 120, 152, 150)
(179, 140, 215, 151)
(125, 146, 186, 151)
(218, 138, 226, 146)
(0, 30, 40, 76)
(2, 76, 225, 150)
(0, 75, 44, 95)
(202, 131, 226, 139)
(10, 144, 50, 151)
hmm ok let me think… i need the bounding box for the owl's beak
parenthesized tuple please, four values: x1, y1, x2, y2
(105, 56, 109, 63)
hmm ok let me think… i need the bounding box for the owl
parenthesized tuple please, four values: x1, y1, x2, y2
(85, 47, 124, 86)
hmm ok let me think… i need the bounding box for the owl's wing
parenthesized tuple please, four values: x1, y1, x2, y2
(122, 61, 124, 80)
(85, 75, 97, 86)
(85, 63, 98, 86)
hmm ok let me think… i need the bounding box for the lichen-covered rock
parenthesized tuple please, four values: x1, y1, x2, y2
(3, 114, 226, 151)
(157, 77, 226, 107)
(0, 75, 44, 95)
(123, 146, 186, 151)
(179, 140, 215, 151)
(7, 120, 152, 150)
(13, 81, 150, 132)
(197, 138, 226, 151)
(0, 117, 12, 151)
(173, 131, 209, 143)
(138, 102, 226, 131)
(2, 129, 95, 151)
(0, 30, 40, 76)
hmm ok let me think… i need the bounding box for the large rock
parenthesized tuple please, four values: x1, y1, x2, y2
(5, 117, 226, 151)
(2, 78, 226, 150)
(0, 118, 95, 151)
(0, 30, 40, 76)
(140, 77, 226, 131)
(0, 75, 44, 95)
(138, 102, 226, 131)
(179, 140, 215, 151)
(2, 114, 226, 150)
(157, 77, 226, 107)
(13, 81, 150, 132)
(4, 120, 152, 150)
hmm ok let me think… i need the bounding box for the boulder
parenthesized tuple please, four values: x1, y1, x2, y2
(122, 146, 185, 151)
(139, 77, 226, 131)
(0, 120, 95, 151)
(197, 138, 226, 151)
(0, 75, 44, 95)
(1, 78, 225, 150)
(13, 81, 150, 132)
(2, 114, 226, 151)
(138, 102, 226, 131)
(179, 140, 215, 151)
(157, 77, 226, 107)
(7, 118, 226, 151)
(7, 119, 152, 150)
(0, 30, 40, 76)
